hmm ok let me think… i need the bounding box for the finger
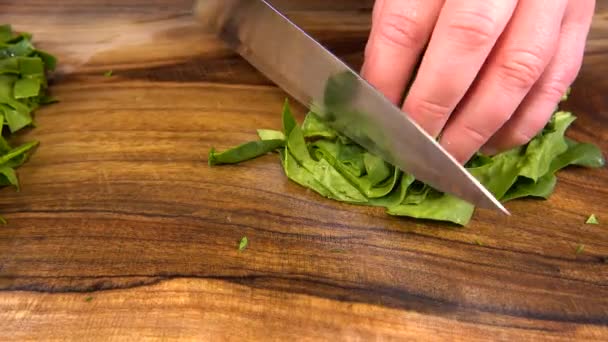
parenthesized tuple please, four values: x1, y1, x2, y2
(440, 0, 568, 163)
(402, 0, 518, 137)
(361, 0, 444, 105)
(483, 0, 596, 153)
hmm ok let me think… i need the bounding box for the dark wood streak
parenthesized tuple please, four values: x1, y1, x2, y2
(0, 0, 608, 340)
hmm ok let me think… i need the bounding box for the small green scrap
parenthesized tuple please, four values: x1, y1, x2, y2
(103, 70, 113, 77)
(238, 236, 248, 251)
(586, 214, 599, 225)
(474, 239, 484, 246)
(575, 244, 585, 255)
(0, 215, 6, 225)
(84, 296, 94, 302)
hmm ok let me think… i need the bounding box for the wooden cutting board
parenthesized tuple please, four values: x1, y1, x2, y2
(1, 0, 607, 340)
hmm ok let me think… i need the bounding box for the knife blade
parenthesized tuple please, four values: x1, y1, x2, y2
(194, 0, 508, 214)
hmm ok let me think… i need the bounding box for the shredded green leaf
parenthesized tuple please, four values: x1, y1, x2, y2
(586, 214, 599, 225)
(238, 236, 248, 251)
(575, 244, 585, 255)
(209, 139, 284, 166)
(104, 70, 113, 77)
(208, 94, 603, 226)
(85, 296, 94, 302)
(0, 24, 56, 222)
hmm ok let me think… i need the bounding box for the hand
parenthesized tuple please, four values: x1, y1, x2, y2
(361, 0, 595, 163)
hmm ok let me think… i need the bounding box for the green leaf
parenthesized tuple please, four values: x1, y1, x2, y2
(586, 214, 599, 225)
(34, 50, 57, 71)
(518, 111, 575, 181)
(549, 139, 605, 172)
(1, 103, 32, 132)
(282, 99, 297, 138)
(0, 57, 19, 74)
(366, 172, 413, 208)
(0, 25, 12, 43)
(238, 236, 248, 251)
(301, 111, 337, 139)
(0, 38, 35, 57)
(0, 165, 18, 188)
(283, 148, 332, 198)
(575, 244, 585, 255)
(501, 173, 556, 202)
(257, 129, 284, 141)
(0, 215, 6, 225)
(18, 57, 44, 77)
(336, 143, 366, 177)
(0, 140, 38, 165)
(469, 147, 523, 199)
(207, 98, 604, 226)
(388, 191, 475, 226)
(287, 125, 366, 203)
(0, 25, 56, 221)
(13, 78, 41, 99)
(208, 139, 284, 166)
(104, 70, 113, 77)
(363, 153, 391, 186)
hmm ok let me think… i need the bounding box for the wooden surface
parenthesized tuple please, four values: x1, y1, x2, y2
(1, 0, 607, 340)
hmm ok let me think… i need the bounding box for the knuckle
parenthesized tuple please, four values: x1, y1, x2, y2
(512, 130, 537, 146)
(461, 123, 494, 146)
(540, 81, 569, 102)
(497, 48, 548, 90)
(446, 9, 499, 47)
(376, 11, 427, 49)
(410, 97, 452, 121)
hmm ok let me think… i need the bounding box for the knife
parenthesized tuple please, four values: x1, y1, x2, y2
(194, 0, 508, 214)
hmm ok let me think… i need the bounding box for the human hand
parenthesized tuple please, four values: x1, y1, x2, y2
(361, 0, 595, 163)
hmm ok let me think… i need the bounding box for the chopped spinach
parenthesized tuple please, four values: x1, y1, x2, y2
(586, 214, 599, 225)
(209, 95, 604, 226)
(0, 25, 56, 222)
(238, 236, 248, 251)
(209, 139, 284, 166)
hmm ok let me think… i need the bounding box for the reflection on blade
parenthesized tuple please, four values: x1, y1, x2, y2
(194, 0, 508, 214)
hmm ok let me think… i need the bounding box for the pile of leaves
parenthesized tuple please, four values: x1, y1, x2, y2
(209, 95, 604, 226)
(0, 24, 56, 221)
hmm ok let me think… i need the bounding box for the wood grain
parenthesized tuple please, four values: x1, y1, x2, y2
(0, 0, 607, 340)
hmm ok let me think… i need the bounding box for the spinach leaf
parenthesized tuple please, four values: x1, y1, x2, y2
(301, 111, 337, 139)
(550, 139, 605, 171)
(13, 77, 41, 99)
(586, 214, 599, 225)
(287, 123, 366, 203)
(282, 99, 297, 138)
(0, 24, 57, 222)
(208, 139, 284, 166)
(257, 129, 285, 141)
(209, 96, 603, 226)
(238, 236, 248, 251)
(518, 111, 575, 181)
(388, 190, 475, 226)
